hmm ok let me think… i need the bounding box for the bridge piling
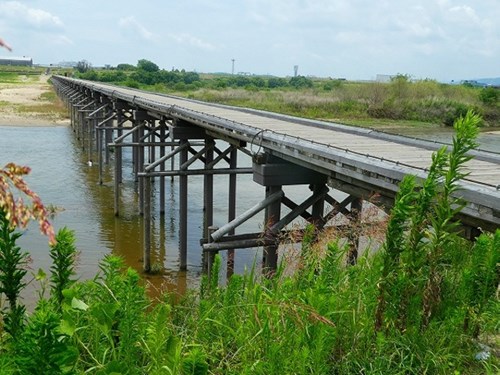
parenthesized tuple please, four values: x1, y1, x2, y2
(202, 137, 215, 272)
(263, 185, 282, 274)
(159, 120, 168, 214)
(346, 198, 363, 265)
(144, 174, 152, 272)
(227, 147, 238, 278)
(179, 139, 189, 270)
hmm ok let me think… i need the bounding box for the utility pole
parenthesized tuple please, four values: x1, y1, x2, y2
(231, 59, 235, 75)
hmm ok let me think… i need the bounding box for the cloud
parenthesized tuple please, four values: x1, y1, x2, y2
(168, 33, 215, 51)
(119, 16, 155, 41)
(0, 1, 63, 30)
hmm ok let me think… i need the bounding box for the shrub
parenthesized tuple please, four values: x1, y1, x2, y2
(479, 87, 499, 105)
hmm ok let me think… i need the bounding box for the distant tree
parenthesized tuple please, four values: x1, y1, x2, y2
(268, 77, 288, 89)
(79, 70, 98, 81)
(98, 70, 127, 82)
(390, 74, 411, 100)
(229, 75, 251, 87)
(116, 63, 136, 71)
(289, 75, 313, 89)
(182, 71, 200, 84)
(137, 59, 159, 73)
(251, 77, 266, 88)
(75, 60, 91, 73)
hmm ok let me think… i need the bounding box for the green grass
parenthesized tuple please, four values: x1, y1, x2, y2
(0, 71, 19, 83)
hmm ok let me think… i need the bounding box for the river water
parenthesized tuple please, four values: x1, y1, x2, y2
(1, 124, 499, 300)
(0, 125, 309, 298)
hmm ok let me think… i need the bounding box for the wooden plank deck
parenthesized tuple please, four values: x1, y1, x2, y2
(127, 87, 500, 188)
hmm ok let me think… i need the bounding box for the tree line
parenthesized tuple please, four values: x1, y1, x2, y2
(75, 59, 317, 91)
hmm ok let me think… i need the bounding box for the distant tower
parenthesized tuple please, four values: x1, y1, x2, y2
(294, 65, 299, 77)
(232, 59, 235, 75)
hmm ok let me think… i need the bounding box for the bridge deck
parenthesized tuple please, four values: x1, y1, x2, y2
(53, 77, 500, 230)
(84, 83, 500, 187)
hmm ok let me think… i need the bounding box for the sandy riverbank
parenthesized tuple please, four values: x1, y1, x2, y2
(0, 74, 70, 126)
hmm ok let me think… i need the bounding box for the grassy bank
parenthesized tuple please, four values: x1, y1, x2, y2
(75, 65, 500, 129)
(0, 67, 69, 124)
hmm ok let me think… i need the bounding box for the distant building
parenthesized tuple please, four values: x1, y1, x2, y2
(57, 61, 78, 68)
(0, 56, 33, 67)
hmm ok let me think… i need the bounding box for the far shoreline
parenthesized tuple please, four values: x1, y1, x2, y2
(0, 73, 70, 127)
(0, 117, 70, 127)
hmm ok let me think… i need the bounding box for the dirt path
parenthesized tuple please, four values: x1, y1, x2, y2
(0, 74, 70, 126)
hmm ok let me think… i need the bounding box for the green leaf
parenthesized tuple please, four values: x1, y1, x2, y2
(35, 268, 47, 281)
(59, 318, 76, 336)
(71, 297, 89, 311)
(62, 288, 75, 300)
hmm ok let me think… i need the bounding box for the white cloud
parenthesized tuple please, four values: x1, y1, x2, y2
(168, 33, 215, 51)
(0, 1, 63, 30)
(118, 16, 155, 41)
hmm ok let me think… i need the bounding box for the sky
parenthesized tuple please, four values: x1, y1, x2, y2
(0, 0, 499, 82)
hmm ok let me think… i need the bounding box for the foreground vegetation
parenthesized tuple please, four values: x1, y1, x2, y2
(74, 59, 500, 128)
(0, 112, 498, 373)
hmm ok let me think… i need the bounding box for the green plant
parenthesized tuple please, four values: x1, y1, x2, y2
(0, 209, 28, 337)
(57, 255, 149, 372)
(14, 299, 78, 374)
(50, 227, 77, 309)
(375, 110, 482, 333)
(462, 230, 500, 337)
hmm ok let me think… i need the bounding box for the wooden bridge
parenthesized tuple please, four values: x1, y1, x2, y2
(51, 76, 500, 274)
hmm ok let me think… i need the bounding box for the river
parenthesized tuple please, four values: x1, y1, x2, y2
(0, 125, 306, 299)
(1, 124, 499, 301)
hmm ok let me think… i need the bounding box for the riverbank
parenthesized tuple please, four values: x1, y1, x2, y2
(0, 73, 69, 126)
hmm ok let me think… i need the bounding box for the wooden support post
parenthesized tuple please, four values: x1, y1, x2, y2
(132, 122, 139, 178)
(159, 122, 167, 214)
(149, 120, 156, 164)
(143, 174, 152, 273)
(87, 111, 93, 161)
(105, 113, 113, 164)
(114, 142, 121, 217)
(179, 140, 189, 270)
(138, 125, 145, 215)
(79, 110, 85, 144)
(263, 185, 282, 274)
(97, 126, 104, 185)
(93, 114, 99, 153)
(170, 131, 175, 183)
(227, 147, 237, 278)
(347, 197, 363, 266)
(311, 184, 326, 231)
(70, 104, 75, 129)
(116, 110, 123, 184)
(203, 138, 214, 273)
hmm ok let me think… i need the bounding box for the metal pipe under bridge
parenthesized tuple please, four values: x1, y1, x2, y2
(51, 76, 500, 274)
